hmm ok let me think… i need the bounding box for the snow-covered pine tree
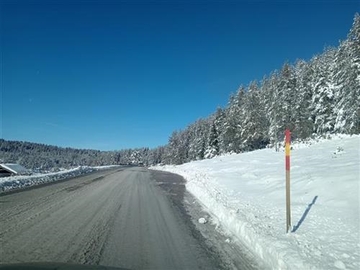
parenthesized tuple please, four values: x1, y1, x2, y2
(310, 48, 337, 135)
(205, 123, 219, 158)
(263, 71, 283, 146)
(221, 102, 238, 153)
(334, 13, 360, 134)
(166, 131, 181, 164)
(222, 86, 246, 152)
(293, 59, 314, 139)
(205, 110, 223, 158)
(189, 118, 210, 160)
(241, 81, 268, 150)
(277, 63, 297, 134)
(212, 107, 226, 154)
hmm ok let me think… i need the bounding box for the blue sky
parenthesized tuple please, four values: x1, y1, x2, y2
(1, 0, 358, 150)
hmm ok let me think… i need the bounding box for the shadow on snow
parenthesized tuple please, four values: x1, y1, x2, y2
(292, 195, 318, 233)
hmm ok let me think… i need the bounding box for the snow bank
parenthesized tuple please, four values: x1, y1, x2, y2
(151, 135, 360, 269)
(0, 165, 120, 193)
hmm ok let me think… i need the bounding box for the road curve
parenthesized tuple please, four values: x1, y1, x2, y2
(0, 167, 224, 269)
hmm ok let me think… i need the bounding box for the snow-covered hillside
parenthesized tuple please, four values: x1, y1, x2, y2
(151, 135, 360, 269)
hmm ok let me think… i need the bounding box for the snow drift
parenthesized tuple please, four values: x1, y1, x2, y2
(0, 165, 120, 193)
(151, 135, 360, 269)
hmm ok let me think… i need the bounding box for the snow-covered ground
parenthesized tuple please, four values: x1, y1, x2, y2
(0, 165, 120, 193)
(151, 135, 360, 270)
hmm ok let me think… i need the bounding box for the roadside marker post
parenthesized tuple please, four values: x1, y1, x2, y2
(285, 129, 291, 233)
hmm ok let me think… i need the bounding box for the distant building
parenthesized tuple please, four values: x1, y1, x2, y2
(0, 163, 31, 177)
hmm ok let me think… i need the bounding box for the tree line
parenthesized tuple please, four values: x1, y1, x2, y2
(0, 139, 151, 171)
(1, 14, 359, 170)
(153, 13, 359, 164)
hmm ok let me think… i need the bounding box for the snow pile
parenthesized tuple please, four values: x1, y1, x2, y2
(151, 135, 360, 269)
(198, 217, 208, 224)
(0, 165, 120, 193)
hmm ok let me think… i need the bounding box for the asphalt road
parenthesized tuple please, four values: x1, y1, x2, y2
(0, 167, 228, 270)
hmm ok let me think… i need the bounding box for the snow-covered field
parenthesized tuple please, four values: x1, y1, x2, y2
(151, 135, 360, 270)
(0, 165, 120, 193)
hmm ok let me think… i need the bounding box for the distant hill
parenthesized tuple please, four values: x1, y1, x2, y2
(0, 139, 150, 171)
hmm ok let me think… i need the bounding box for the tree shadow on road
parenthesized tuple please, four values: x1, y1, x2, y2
(292, 195, 318, 233)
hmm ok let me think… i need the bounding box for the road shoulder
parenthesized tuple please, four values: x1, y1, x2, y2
(150, 169, 265, 270)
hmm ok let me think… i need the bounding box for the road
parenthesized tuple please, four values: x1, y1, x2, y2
(0, 167, 228, 270)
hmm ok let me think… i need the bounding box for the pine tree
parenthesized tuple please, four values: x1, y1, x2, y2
(310, 48, 337, 134)
(223, 86, 246, 152)
(293, 59, 314, 139)
(241, 81, 268, 150)
(334, 13, 360, 134)
(205, 121, 219, 158)
(263, 72, 283, 146)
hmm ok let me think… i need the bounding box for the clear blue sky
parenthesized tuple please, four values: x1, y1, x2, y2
(1, 0, 358, 150)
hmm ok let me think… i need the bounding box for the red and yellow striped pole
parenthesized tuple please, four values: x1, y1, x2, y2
(285, 129, 291, 233)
